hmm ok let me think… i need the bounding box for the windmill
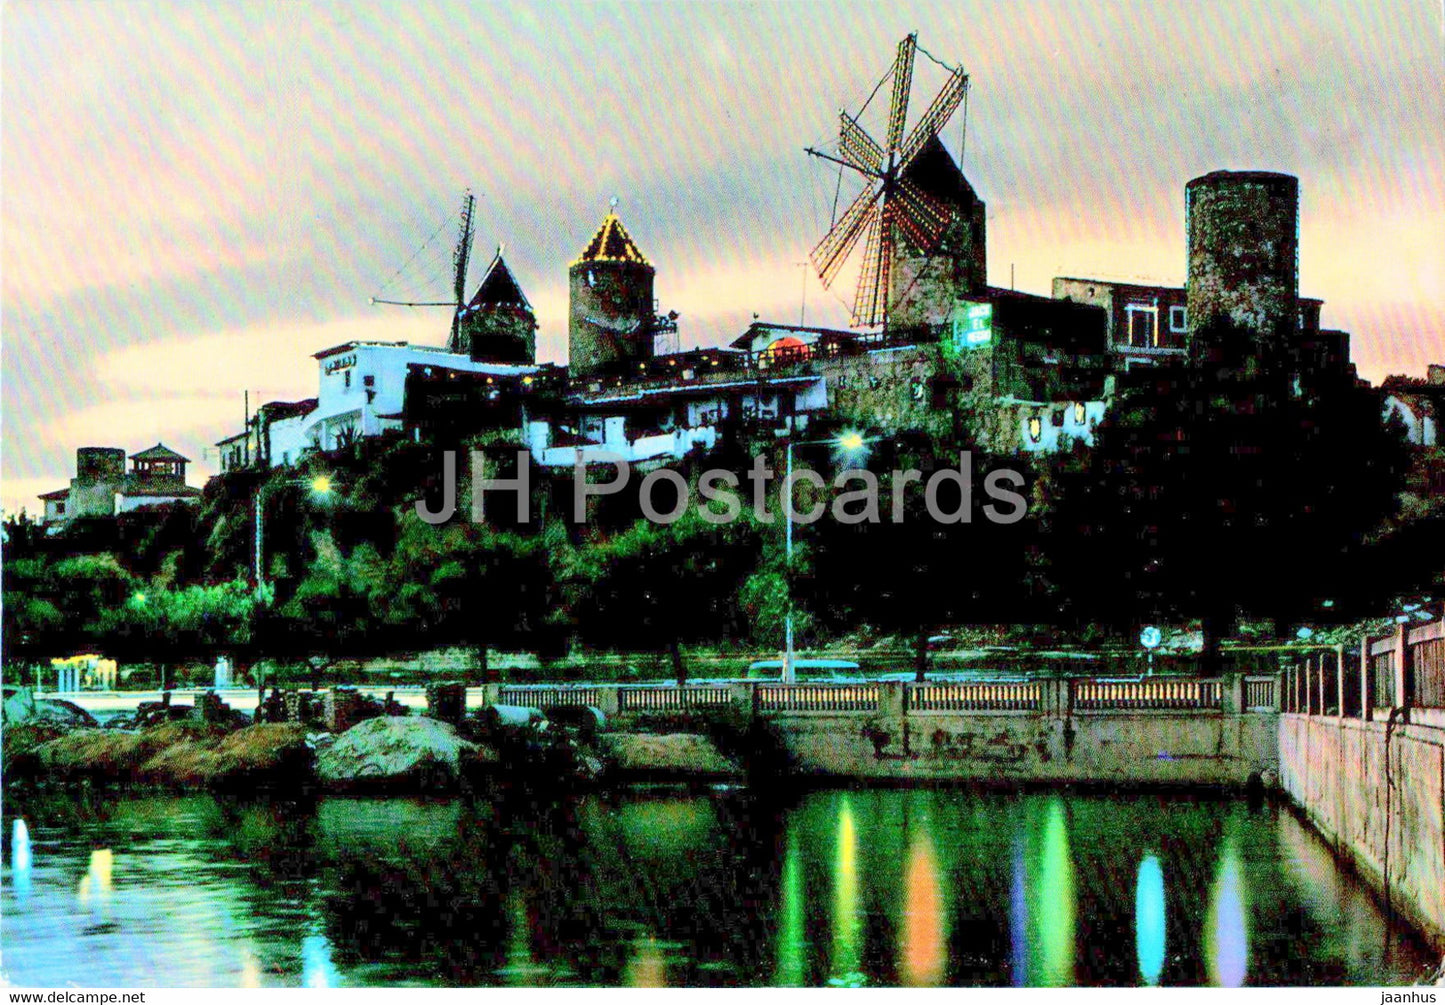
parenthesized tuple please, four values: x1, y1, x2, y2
(370, 190, 476, 351)
(806, 33, 970, 330)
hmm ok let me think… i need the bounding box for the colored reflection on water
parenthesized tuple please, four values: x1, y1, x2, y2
(1136, 855, 1166, 985)
(301, 929, 338, 988)
(1207, 835, 1249, 987)
(0, 790, 1434, 987)
(623, 934, 668, 987)
(1033, 798, 1077, 987)
(76, 848, 113, 906)
(899, 825, 946, 986)
(1009, 837, 1029, 986)
(829, 795, 861, 985)
(10, 819, 32, 900)
(775, 829, 805, 986)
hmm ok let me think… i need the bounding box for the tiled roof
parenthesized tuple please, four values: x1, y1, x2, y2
(463, 252, 532, 313)
(571, 211, 650, 267)
(129, 443, 190, 463)
(38, 488, 70, 500)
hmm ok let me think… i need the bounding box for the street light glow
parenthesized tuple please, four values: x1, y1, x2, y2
(310, 476, 333, 496)
(131, 591, 147, 606)
(838, 432, 865, 451)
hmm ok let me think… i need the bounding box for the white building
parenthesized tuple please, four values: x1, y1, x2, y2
(223, 341, 543, 469)
(1384, 393, 1439, 447)
(525, 374, 828, 468)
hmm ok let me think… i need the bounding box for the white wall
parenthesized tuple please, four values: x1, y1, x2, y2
(1019, 400, 1107, 453)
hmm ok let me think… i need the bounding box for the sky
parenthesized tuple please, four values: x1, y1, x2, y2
(3, 0, 1442, 515)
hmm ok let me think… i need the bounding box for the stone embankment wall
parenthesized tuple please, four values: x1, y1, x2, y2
(1277, 624, 1445, 954)
(492, 675, 1280, 787)
(1278, 713, 1445, 952)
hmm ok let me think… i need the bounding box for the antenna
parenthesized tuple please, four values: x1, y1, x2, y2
(797, 261, 809, 326)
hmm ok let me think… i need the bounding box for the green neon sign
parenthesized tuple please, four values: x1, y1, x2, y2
(952, 301, 993, 349)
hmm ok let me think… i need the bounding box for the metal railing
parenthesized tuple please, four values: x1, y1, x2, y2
(908, 681, 1042, 712)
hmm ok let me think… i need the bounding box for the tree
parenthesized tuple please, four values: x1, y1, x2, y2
(1039, 327, 1410, 651)
(569, 509, 765, 684)
(802, 437, 1035, 681)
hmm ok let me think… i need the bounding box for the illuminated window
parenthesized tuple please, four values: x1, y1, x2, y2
(1074, 402, 1086, 424)
(1125, 303, 1159, 348)
(1027, 416, 1043, 442)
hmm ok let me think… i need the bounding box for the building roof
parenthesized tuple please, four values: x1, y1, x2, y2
(129, 443, 190, 463)
(257, 398, 319, 420)
(119, 485, 202, 499)
(571, 211, 650, 267)
(463, 251, 532, 313)
(215, 430, 250, 447)
(574, 374, 822, 409)
(313, 340, 408, 360)
(728, 321, 862, 349)
(38, 488, 69, 501)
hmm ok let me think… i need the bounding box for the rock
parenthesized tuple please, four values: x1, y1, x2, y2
(316, 715, 496, 793)
(18, 728, 147, 783)
(599, 732, 744, 779)
(141, 723, 313, 790)
(2, 722, 72, 769)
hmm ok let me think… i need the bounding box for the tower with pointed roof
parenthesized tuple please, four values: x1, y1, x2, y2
(455, 249, 537, 364)
(568, 207, 656, 374)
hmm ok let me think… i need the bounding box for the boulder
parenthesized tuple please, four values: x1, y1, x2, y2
(599, 732, 744, 779)
(2, 721, 73, 770)
(18, 728, 147, 783)
(140, 723, 313, 790)
(316, 715, 496, 792)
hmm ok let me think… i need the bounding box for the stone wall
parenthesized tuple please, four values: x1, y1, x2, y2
(772, 682, 1276, 786)
(1278, 713, 1445, 951)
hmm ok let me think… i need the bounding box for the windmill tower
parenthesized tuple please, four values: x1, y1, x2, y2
(807, 33, 986, 332)
(568, 201, 656, 375)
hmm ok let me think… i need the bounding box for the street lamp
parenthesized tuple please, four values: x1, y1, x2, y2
(781, 428, 870, 684)
(254, 475, 335, 589)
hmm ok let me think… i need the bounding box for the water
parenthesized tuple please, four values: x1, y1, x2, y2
(0, 789, 1434, 987)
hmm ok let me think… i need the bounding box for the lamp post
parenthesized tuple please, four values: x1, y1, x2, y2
(254, 475, 334, 589)
(781, 430, 868, 684)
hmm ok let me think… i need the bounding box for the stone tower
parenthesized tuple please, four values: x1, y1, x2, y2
(457, 250, 536, 364)
(568, 210, 655, 374)
(888, 135, 988, 331)
(1186, 170, 1299, 367)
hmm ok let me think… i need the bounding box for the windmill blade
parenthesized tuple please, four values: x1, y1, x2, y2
(885, 33, 917, 157)
(899, 68, 968, 168)
(811, 183, 882, 288)
(839, 111, 884, 175)
(852, 204, 890, 327)
(893, 177, 953, 253)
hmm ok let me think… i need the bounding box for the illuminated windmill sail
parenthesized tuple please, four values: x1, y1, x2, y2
(807, 33, 969, 329)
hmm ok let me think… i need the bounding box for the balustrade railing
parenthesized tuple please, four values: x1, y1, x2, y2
(908, 681, 1041, 712)
(617, 686, 734, 712)
(1072, 678, 1222, 711)
(755, 683, 880, 713)
(498, 686, 601, 708)
(1243, 676, 1278, 712)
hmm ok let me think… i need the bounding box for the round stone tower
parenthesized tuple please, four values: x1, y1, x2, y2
(1186, 170, 1299, 360)
(568, 210, 655, 375)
